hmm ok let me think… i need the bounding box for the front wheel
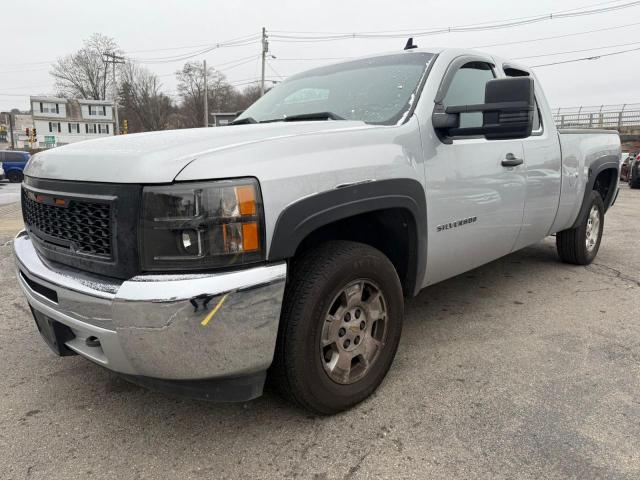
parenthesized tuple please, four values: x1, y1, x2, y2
(270, 241, 404, 414)
(7, 171, 23, 183)
(556, 191, 604, 265)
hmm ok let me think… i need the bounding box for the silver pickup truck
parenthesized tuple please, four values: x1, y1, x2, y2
(14, 47, 620, 414)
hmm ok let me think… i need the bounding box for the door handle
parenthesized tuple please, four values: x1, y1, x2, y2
(502, 153, 523, 167)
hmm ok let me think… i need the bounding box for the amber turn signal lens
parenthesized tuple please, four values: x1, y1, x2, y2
(241, 222, 259, 251)
(236, 185, 257, 216)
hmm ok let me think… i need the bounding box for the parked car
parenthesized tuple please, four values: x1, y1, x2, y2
(620, 153, 631, 181)
(0, 150, 30, 183)
(0, 162, 4, 181)
(627, 154, 640, 188)
(14, 47, 621, 414)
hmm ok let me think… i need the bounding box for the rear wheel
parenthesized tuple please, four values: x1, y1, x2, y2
(556, 191, 604, 265)
(7, 170, 23, 183)
(270, 241, 404, 414)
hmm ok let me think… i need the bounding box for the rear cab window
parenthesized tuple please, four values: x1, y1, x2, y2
(503, 66, 542, 133)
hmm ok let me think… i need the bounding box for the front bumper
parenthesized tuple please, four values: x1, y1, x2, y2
(14, 231, 287, 400)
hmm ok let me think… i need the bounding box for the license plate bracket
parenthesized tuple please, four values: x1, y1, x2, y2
(30, 307, 77, 356)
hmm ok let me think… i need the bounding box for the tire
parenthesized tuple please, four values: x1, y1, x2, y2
(270, 240, 404, 414)
(7, 171, 23, 183)
(556, 191, 605, 265)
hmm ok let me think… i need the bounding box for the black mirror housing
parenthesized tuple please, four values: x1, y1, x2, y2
(433, 77, 535, 141)
(483, 77, 535, 140)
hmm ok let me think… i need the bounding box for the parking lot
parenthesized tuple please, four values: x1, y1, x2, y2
(0, 186, 638, 480)
(0, 181, 21, 206)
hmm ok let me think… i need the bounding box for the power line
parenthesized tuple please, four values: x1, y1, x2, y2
(531, 45, 640, 66)
(515, 40, 640, 60)
(132, 38, 260, 64)
(272, 56, 354, 61)
(1, 33, 261, 68)
(266, 60, 285, 78)
(269, 1, 640, 41)
(124, 33, 260, 54)
(470, 20, 640, 49)
(0, 67, 50, 75)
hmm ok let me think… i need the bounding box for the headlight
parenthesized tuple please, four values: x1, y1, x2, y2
(140, 178, 264, 271)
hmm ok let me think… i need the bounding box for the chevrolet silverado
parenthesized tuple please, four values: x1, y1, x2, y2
(14, 47, 621, 414)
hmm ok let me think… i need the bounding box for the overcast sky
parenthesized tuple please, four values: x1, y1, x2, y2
(1, 0, 638, 112)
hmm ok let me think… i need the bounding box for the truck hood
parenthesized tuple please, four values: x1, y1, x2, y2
(25, 121, 371, 183)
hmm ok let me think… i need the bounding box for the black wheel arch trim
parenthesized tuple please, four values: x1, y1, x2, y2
(571, 154, 619, 229)
(268, 178, 427, 296)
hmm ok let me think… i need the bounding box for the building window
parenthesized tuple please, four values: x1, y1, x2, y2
(89, 105, 108, 116)
(97, 123, 111, 134)
(40, 102, 61, 114)
(85, 124, 97, 134)
(68, 123, 80, 134)
(48, 121, 61, 133)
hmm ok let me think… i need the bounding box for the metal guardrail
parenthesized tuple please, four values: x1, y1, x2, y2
(553, 104, 640, 129)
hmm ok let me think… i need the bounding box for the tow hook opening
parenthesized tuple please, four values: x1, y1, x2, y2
(85, 336, 101, 348)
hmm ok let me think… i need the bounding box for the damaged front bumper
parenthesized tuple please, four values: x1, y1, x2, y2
(13, 230, 287, 401)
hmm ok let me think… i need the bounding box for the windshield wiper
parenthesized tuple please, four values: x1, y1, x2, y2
(283, 112, 345, 122)
(234, 112, 345, 125)
(230, 117, 257, 125)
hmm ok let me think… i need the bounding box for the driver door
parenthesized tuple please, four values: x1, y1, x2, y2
(420, 57, 527, 286)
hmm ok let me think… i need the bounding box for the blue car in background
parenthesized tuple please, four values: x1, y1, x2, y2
(0, 150, 30, 183)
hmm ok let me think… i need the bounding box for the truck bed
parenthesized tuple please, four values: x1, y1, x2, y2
(551, 129, 621, 233)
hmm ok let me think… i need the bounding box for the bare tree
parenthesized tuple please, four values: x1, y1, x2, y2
(119, 62, 174, 132)
(235, 84, 263, 111)
(51, 33, 120, 100)
(175, 62, 208, 128)
(176, 62, 245, 127)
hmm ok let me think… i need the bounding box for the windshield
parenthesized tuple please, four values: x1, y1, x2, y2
(237, 52, 434, 125)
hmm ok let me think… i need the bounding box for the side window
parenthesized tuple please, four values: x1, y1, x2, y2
(443, 62, 495, 128)
(6, 152, 25, 162)
(531, 100, 541, 132)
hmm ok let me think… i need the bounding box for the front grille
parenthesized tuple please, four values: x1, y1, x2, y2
(22, 177, 142, 280)
(22, 189, 113, 258)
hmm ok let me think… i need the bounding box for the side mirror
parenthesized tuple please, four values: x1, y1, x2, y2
(432, 77, 535, 141)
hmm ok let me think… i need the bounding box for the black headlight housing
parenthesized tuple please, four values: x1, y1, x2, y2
(140, 178, 264, 271)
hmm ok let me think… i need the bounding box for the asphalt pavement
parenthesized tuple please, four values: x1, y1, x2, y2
(0, 180, 21, 206)
(0, 186, 639, 480)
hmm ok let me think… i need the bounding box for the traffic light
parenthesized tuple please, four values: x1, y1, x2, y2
(25, 128, 30, 136)
(33, 128, 36, 137)
(123, 119, 128, 134)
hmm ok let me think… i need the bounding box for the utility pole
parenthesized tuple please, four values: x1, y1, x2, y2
(103, 52, 125, 134)
(5, 112, 15, 149)
(203, 59, 209, 127)
(260, 27, 268, 97)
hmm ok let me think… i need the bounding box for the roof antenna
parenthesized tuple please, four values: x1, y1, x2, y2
(404, 37, 418, 50)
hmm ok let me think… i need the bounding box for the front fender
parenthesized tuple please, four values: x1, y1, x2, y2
(268, 178, 427, 296)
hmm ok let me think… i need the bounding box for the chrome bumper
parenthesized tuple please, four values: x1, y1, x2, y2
(14, 231, 286, 388)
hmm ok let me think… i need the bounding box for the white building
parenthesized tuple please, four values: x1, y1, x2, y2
(30, 96, 115, 148)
